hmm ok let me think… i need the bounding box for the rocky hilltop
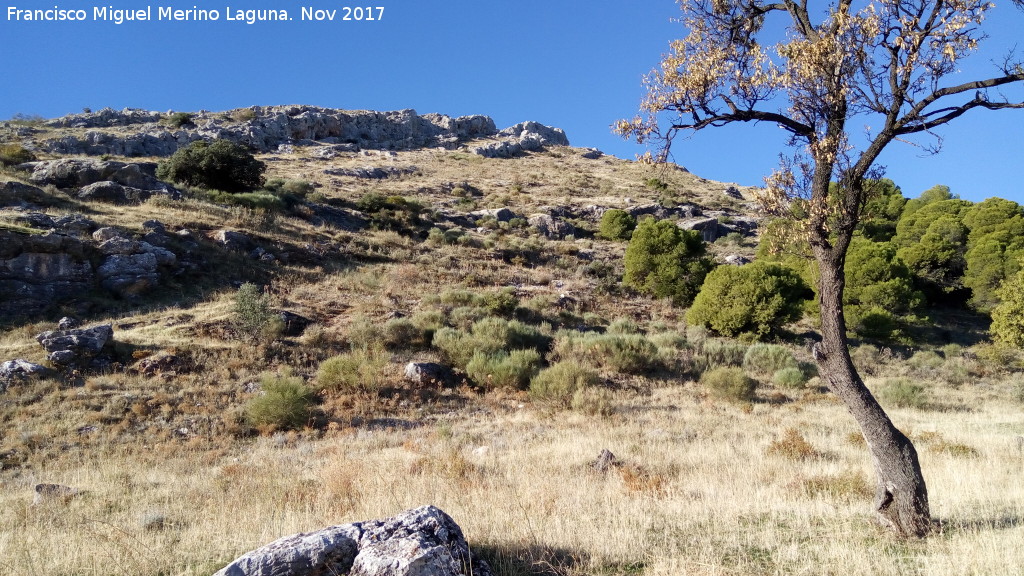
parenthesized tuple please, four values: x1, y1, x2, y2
(20, 105, 570, 158)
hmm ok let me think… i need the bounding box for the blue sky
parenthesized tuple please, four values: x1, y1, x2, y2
(2, 0, 1022, 203)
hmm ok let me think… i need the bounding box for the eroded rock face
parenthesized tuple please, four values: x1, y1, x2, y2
(0, 230, 95, 320)
(213, 505, 491, 576)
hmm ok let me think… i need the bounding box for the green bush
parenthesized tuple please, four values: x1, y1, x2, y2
(383, 317, 429, 351)
(692, 339, 748, 373)
(701, 367, 756, 402)
(552, 331, 660, 375)
(157, 139, 266, 193)
(466, 349, 542, 390)
(530, 360, 601, 404)
(483, 288, 519, 317)
(773, 366, 809, 389)
(0, 143, 36, 166)
(878, 378, 928, 409)
(742, 343, 798, 376)
(991, 266, 1024, 348)
(244, 374, 316, 430)
(163, 112, 194, 128)
(432, 317, 549, 369)
(623, 218, 713, 306)
(233, 283, 276, 342)
(317, 348, 388, 392)
(687, 262, 808, 339)
(598, 209, 637, 241)
(606, 317, 642, 335)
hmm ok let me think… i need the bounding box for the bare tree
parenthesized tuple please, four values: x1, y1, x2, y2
(619, 0, 1024, 537)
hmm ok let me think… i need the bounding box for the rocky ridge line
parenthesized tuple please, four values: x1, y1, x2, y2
(26, 105, 569, 158)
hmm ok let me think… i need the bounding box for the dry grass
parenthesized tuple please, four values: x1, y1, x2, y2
(1, 384, 1022, 576)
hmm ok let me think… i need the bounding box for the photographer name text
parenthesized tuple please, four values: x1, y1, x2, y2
(6, 5, 384, 24)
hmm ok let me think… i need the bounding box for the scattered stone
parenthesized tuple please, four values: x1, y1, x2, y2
(212, 230, 255, 252)
(470, 207, 518, 223)
(213, 505, 491, 576)
(11, 212, 56, 229)
(52, 213, 98, 235)
(0, 360, 51, 390)
(723, 186, 743, 199)
(528, 213, 575, 239)
(277, 311, 312, 337)
(92, 227, 126, 242)
(581, 148, 603, 159)
(724, 254, 752, 266)
(404, 362, 455, 387)
(33, 483, 79, 506)
(678, 217, 720, 242)
(323, 165, 418, 179)
(35, 324, 113, 367)
(57, 316, 81, 330)
(592, 449, 618, 473)
(131, 351, 188, 378)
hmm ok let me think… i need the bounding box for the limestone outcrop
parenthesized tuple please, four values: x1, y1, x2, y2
(213, 505, 491, 576)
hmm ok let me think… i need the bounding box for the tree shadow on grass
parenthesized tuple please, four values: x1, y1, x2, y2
(472, 543, 589, 576)
(933, 513, 1024, 536)
(472, 542, 647, 576)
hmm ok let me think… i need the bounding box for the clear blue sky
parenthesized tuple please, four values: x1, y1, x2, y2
(3, 0, 1022, 203)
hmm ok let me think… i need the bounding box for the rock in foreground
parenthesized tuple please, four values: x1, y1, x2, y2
(213, 505, 491, 576)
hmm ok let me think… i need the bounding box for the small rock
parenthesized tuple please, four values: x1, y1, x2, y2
(404, 363, 454, 387)
(724, 254, 752, 266)
(213, 230, 255, 251)
(277, 311, 312, 336)
(33, 483, 79, 506)
(57, 316, 81, 330)
(581, 148, 603, 159)
(0, 359, 52, 389)
(592, 448, 618, 473)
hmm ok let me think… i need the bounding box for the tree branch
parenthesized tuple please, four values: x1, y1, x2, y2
(671, 108, 814, 136)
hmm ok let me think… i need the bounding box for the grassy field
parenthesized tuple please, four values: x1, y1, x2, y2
(1, 117, 1023, 575)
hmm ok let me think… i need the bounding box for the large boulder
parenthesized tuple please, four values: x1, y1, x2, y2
(22, 159, 169, 191)
(528, 213, 576, 240)
(213, 505, 491, 576)
(0, 181, 50, 207)
(35, 324, 113, 367)
(0, 230, 95, 320)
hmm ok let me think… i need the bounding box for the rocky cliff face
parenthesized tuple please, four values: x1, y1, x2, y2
(37, 106, 564, 157)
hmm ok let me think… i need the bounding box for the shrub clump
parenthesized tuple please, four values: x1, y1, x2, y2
(317, 348, 388, 392)
(466, 349, 542, 390)
(244, 374, 316, 431)
(433, 317, 549, 370)
(687, 262, 809, 339)
(553, 331, 661, 375)
(701, 366, 756, 402)
(157, 139, 266, 193)
(773, 366, 810, 389)
(623, 218, 713, 306)
(0, 143, 36, 166)
(598, 209, 637, 241)
(530, 360, 601, 405)
(878, 378, 928, 409)
(742, 343, 798, 376)
(233, 283, 277, 342)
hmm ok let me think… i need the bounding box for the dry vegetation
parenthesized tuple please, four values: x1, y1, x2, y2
(1, 124, 1023, 575)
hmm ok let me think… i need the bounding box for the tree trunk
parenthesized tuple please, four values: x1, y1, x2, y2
(813, 244, 931, 537)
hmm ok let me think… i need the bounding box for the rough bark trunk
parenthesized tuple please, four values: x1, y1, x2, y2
(813, 244, 931, 537)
